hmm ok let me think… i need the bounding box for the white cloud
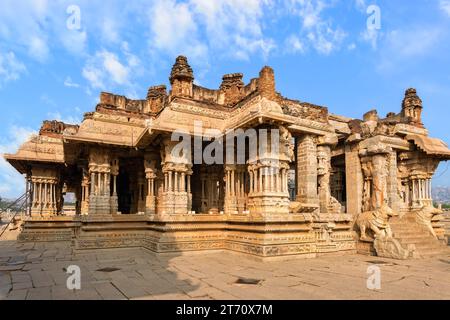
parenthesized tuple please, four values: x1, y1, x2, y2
(60, 28, 88, 56)
(47, 112, 81, 125)
(0, 0, 51, 62)
(190, 0, 274, 60)
(286, 0, 347, 55)
(355, 0, 367, 12)
(0, 51, 26, 87)
(149, 0, 208, 60)
(0, 125, 37, 198)
(377, 27, 443, 72)
(361, 28, 380, 49)
(147, 0, 275, 62)
(82, 44, 141, 91)
(82, 66, 104, 90)
(64, 77, 80, 88)
(234, 36, 276, 61)
(440, 0, 450, 16)
(0, 1, 90, 64)
(29, 36, 50, 62)
(285, 34, 306, 54)
(384, 28, 441, 58)
(40, 94, 57, 107)
(307, 27, 347, 55)
(100, 17, 120, 44)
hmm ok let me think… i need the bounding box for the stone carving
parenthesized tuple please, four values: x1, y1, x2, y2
(373, 237, 413, 260)
(401, 88, 423, 126)
(356, 205, 414, 259)
(40, 120, 79, 136)
(279, 126, 294, 161)
(415, 205, 442, 238)
(281, 100, 328, 123)
(220, 73, 244, 106)
(356, 204, 396, 241)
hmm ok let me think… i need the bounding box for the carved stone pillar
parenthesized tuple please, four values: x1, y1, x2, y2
(236, 165, 247, 213)
(110, 158, 119, 214)
(144, 156, 157, 215)
(80, 168, 90, 215)
(359, 144, 391, 211)
(317, 144, 341, 214)
(247, 160, 290, 216)
(137, 169, 146, 214)
(247, 126, 293, 217)
(159, 138, 192, 215)
(224, 165, 238, 214)
(386, 151, 400, 212)
(88, 148, 112, 215)
(345, 143, 363, 215)
(296, 134, 319, 207)
(372, 153, 389, 210)
(30, 167, 60, 217)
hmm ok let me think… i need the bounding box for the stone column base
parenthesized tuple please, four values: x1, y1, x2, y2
(248, 195, 290, 216)
(89, 195, 112, 215)
(110, 195, 118, 214)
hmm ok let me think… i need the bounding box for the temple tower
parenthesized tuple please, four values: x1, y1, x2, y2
(401, 88, 423, 127)
(169, 55, 194, 98)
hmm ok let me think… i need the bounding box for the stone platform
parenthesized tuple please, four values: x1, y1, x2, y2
(17, 213, 356, 260)
(0, 240, 449, 300)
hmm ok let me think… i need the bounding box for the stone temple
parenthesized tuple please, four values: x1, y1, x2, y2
(4, 56, 450, 259)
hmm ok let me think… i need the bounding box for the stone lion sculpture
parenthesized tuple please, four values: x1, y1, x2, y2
(356, 204, 397, 241)
(415, 205, 442, 238)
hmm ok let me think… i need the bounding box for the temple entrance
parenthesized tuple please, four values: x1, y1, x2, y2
(62, 192, 77, 216)
(117, 168, 132, 214)
(288, 166, 296, 201)
(116, 157, 146, 214)
(331, 154, 347, 210)
(191, 164, 224, 214)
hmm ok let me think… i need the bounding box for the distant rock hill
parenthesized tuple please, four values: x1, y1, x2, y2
(432, 186, 450, 204)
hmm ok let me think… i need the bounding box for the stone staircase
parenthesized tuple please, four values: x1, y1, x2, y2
(390, 214, 448, 258)
(443, 211, 450, 245)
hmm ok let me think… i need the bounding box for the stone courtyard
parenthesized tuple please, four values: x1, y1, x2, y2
(1, 240, 449, 300)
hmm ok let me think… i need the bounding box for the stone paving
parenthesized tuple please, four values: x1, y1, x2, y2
(0, 240, 449, 300)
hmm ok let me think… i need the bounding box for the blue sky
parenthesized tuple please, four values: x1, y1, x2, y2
(0, 0, 450, 198)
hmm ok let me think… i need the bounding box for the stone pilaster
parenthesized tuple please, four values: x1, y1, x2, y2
(80, 168, 90, 215)
(359, 144, 391, 211)
(386, 151, 400, 212)
(317, 145, 341, 214)
(224, 165, 238, 214)
(110, 159, 119, 214)
(345, 143, 363, 215)
(371, 153, 389, 209)
(236, 165, 247, 213)
(144, 155, 157, 215)
(296, 135, 319, 206)
(137, 170, 146, 214)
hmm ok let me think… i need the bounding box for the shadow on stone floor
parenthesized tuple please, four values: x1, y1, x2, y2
(0, 240, 200, 300)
